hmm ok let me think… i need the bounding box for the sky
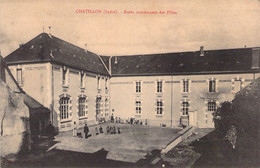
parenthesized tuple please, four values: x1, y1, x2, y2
(0, 0, 260, 57)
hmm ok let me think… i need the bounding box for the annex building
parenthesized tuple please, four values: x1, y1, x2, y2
(4, 32, 260, 131)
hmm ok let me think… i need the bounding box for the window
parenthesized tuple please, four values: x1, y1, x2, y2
(208, 101, 216, 112)
(105, 98, 109, 114)
(182, 101, 189, 115)
(157, 81, 162, 93)
(157, 100, 163, 114)
(60, 97, 70, 120)
(16, 68, 23, 85)
(78, 97, 86, 117)
(136, 101, 141, 114)
(97, 77, 101, 90)
(80, 72, 85, 88)
(62, 68, 67, 85)
(209, 79, 216, 92)
(96, 97, 101, 115)
(234, 80, 242, 93)
(136, 81, 141, 93)
(183, 80, 189, 93)
(105, 78, 108, 90)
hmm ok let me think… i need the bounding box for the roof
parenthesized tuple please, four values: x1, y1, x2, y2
(24, 93, 50, 114)
(111, 48, 258, 76)
(4, 33, 109, 75)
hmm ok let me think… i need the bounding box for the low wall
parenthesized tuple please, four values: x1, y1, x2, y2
(161, 126, 194, 155)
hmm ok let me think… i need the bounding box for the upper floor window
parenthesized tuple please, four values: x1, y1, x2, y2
(136, 81, 141, 93)
(208, 101, 216, 112)
(16, 68, 23, 85)
(157, 81, 162, 93)
(182, 101, 189, 115)
(60, 97, 70, 120)
(183, 80, 189, 93)
(156, 100, 163, 115)
(209, 79, 216, 92)
(78, 97, 87, 117)
(136, 101, 141, 114)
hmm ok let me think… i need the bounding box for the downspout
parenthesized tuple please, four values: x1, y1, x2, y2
(51, 64, 54, 124)
(171, 73, 173, 127)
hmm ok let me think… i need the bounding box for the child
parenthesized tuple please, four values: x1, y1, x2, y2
(118, 127, 121, 134)
(95, 127, 99, 135)
(99, 125, 103, 133)
(73, 122, 77, 137)
(106, 126, 110, 133)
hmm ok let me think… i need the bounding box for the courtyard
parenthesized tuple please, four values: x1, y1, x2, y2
(52, 123, 181, 163)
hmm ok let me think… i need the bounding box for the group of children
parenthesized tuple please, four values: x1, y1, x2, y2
(95, 125, 121, 135)
(73, 121, 122, 138)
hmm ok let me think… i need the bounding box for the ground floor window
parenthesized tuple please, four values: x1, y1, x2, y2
(78, 97, 87, 117)
(60, 97, 70, 120)
(136, 101, 141, 114)
(182, 101, 189, 115)
(96, 97, 102, 115)
(208, 101, 216, 112)
(156, 100, 163, 114)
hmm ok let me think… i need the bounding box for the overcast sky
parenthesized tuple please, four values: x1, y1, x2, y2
(1, 0, 260, 57)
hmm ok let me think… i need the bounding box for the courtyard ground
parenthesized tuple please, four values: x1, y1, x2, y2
(1, 123, 182, 167)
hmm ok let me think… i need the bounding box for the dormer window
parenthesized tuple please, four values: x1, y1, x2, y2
(97, 76, 101, 90)
(183, 79, 189, 93)
(80, 72, 85, 88)
(136, 81, 141, 93)
(157, 81, 162, 93)
(209, 79, 216, 92)
(62, 67, 68, 85)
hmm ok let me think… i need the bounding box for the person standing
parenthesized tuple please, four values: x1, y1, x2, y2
(84, 124, 89, 139)
(73, 122, 77, 137)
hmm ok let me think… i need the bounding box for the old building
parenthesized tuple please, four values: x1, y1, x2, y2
(5, 33, 110, 132)
(4, 32, 260, 130)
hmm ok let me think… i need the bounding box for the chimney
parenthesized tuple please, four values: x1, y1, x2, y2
(200, 46, 204, 56)
(48, 26, 52, 37)
(115, 57, 118, 64)
(19, 43, 24, 48)
(85, 44, 88, 53)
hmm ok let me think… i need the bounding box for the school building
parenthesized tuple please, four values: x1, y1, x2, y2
(4, 32, 260, 131)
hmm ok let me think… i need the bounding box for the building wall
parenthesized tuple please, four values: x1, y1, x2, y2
(52, 63, 110, 132)
(110, 73, 259, 128)
(8, 63, 51, 108)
